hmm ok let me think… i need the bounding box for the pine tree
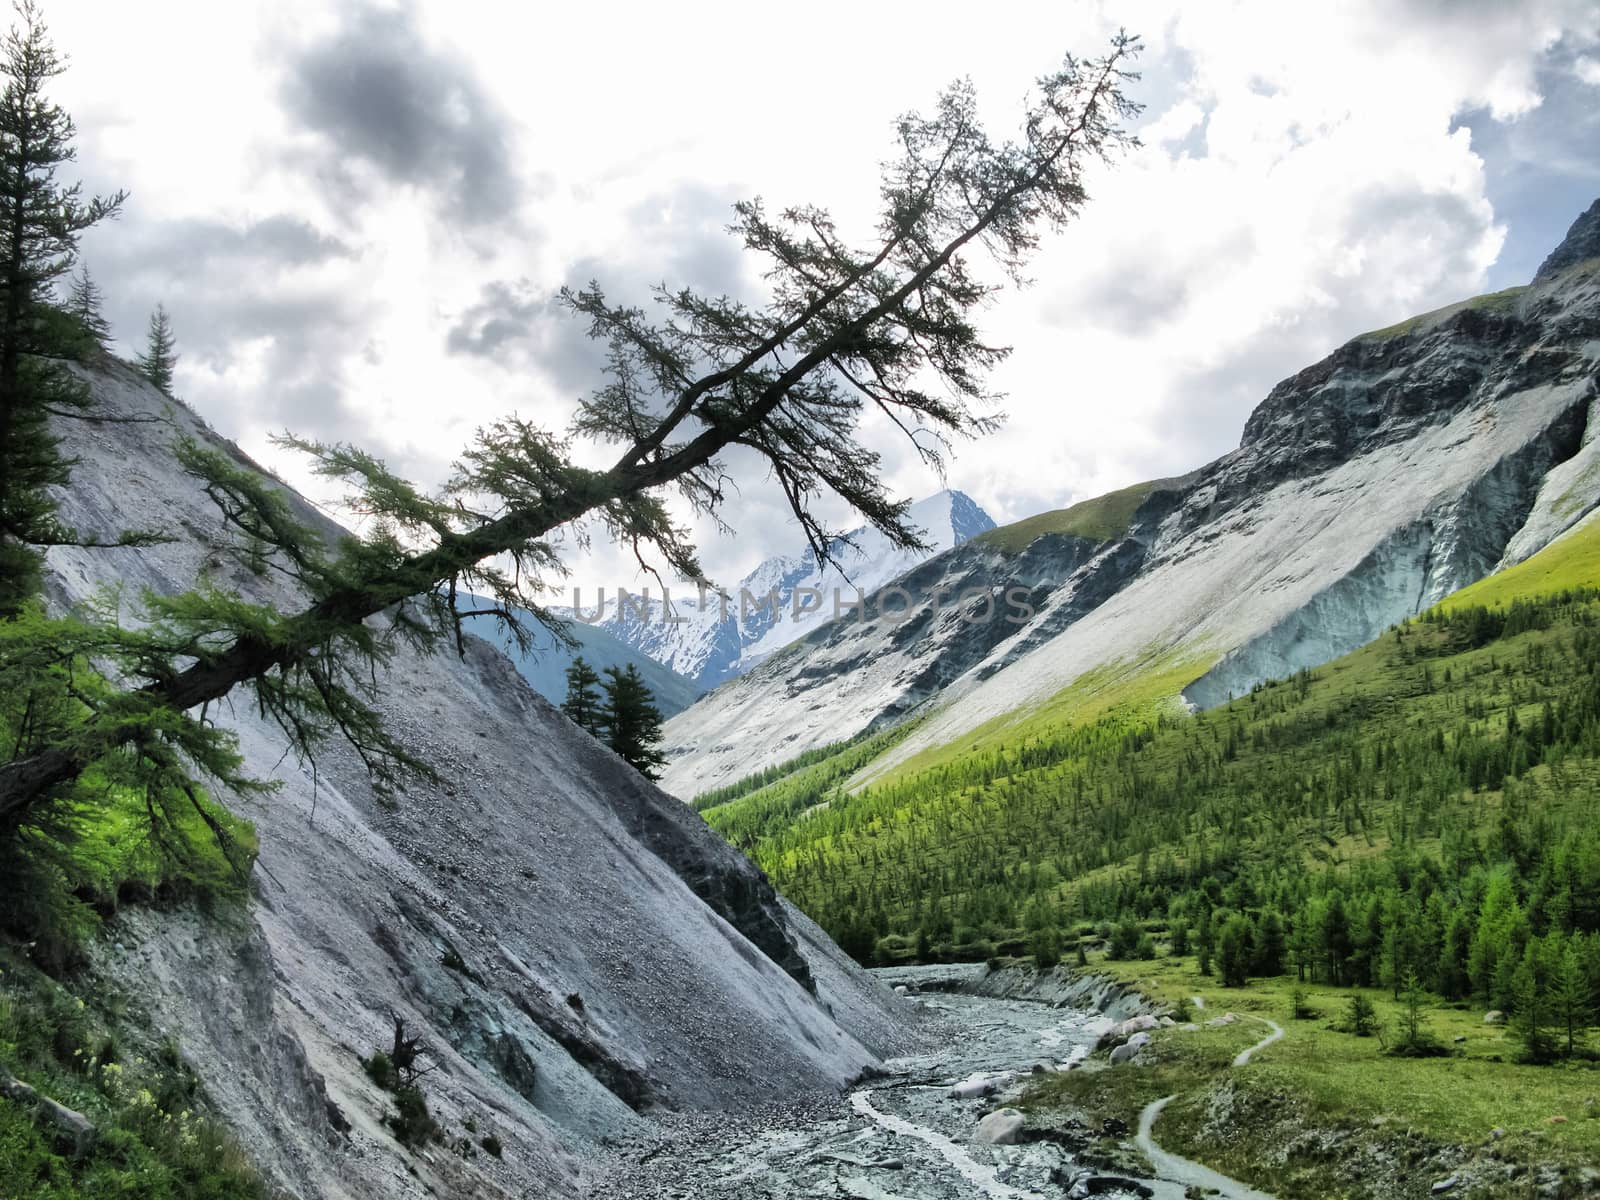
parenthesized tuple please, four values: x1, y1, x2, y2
(600, 664, 666, 780)
(1170, 921, 1189, 956)
(137, 303, 177, 394)
(1254, 908, 1286, 976)
(66, 265, 108, 347)
(560, 656, 604, 735)
(0, 0, 126, 612)
(1512, 939, 1558, 1063)
(1344, 992, 1378, 1037)
(1218, 913, 1254, 987)
(1551, 938, 1591, 1059)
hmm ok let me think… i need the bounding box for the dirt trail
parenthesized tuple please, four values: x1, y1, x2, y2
(1233, 1017, 1284, 1066)
(1136, 1096, 1276, 1200)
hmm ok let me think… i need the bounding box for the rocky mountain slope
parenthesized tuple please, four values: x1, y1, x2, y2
(40, 362, 911, 1200)
(660, 199, 1600, 799)
(567, 489, 994, 688)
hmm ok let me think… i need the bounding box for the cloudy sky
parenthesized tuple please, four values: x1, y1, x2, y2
(46, 0, 1600, 593)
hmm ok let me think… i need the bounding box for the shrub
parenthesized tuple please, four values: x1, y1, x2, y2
(387, 1085, 441, 1149)
(0, 956, 267, 1199)
(1030, 927, 1062, 970)
(480, 1134, 503, 1158)
(1344, 993, 1378, 1037)
(1290, 987, 1318, 1020)
(1169, 923, 1190, 956)
(1106, 918, 1141, 960)
(363, 1051, 398, 1091)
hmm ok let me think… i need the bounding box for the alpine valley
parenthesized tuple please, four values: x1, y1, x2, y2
(7, 8, 1600, 1198)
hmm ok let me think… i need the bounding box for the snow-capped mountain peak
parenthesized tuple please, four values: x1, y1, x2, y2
(569, 489, 996, 687)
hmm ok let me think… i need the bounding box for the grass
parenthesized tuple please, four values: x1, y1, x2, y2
(1024, 950, 1600, 1197)
(1436, 513, 1600, 613)
(853, 643, 1212, 788)
(0, 951, 267, 1199)
(692, 721, 918, 814)
(972, 478, 1175, 556)
(1357, 286, 1528, 341)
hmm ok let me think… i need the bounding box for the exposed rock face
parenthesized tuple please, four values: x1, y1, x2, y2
(662, 204, 1600, 798)
(44, 361, 912, 1200)
(1535, 197, 1600, 282)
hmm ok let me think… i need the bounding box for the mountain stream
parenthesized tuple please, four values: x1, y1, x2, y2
(594, 972, 1277, 1199)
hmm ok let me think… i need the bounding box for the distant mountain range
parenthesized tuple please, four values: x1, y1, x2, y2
(467, 610, 706, 717)
(559, 489, 996, 689)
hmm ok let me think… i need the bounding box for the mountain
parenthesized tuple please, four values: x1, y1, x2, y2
(466, 603, 705, 717)
(704, 506, 1600, 952)
(32, 359, 908, 1200)
(570, 488, 995, 688)
(661, 197, 1600, 800)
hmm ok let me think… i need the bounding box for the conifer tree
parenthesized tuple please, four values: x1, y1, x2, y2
(1218, 913, 1254, 987)
(600, 664, 666, 780)
(1391, 968, 1437, 1054)
(560, 655, 604, 735)
(1254, 908, 1286, 976)
(0, 0, 127, 612)
(66, 265, 108, 347)
(137, 302, 177, 394)
(0, 32, 1143, 851)
(1512, 939, 1557, 1063)
(1551, 938, 1591, 1059)
(1344, 992, 1378, 1037)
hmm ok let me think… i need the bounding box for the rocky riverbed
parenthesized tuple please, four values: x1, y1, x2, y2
(590, 966, 1232, 1199)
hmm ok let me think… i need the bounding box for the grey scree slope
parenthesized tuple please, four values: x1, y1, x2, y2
(41, 358, 912, 1200)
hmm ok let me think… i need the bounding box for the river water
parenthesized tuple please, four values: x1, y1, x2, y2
(592, 968, 1213, 1200)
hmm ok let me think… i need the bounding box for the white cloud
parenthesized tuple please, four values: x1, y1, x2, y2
(42, 0, 1600, 593)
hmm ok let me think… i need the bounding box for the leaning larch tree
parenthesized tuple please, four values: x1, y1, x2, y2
(0, 35, 1141, 831)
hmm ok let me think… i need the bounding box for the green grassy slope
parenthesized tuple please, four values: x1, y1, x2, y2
(1438, 510, 1600, 612)
(972, 477, 1172, 556)
(704, 516, 1600, 966)
(1356, 285, 1528, 340)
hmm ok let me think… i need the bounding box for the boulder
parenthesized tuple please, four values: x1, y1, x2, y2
(1109, 1043, 1140, 1065)
(1431, 1177, 1459, 1195)
(0, 1074, 96, 1159)
(1115, 1014, 1160, 1037)
(1206, 1013, 1239, 1027)
(1067, 1173, 1152, 1197)
(1484, 1010, 1505, 1025)
(1127, 1031, 1152, 1048)
(974, 1108, 1025, 1145)
(949, 1072, 1009, 1100)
